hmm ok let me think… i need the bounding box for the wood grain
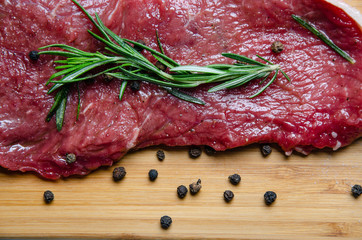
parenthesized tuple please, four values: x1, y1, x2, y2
(0, 2, 361, 240)
(345, 0, 362, 9)
(2, 141, 362, 239)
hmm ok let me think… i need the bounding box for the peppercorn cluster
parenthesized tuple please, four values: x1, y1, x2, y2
(39, 145, 361, 232)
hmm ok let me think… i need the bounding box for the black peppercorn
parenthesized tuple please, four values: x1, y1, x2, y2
(228, 174, 241, 185)
(271, 41, 284, 53)
(189, 179, 202, 195)
(156, 150, 165, 161)
(204, 145, 216, 155)
(43, 190, 54, 204)
(264, 191, 277, 205)
(148, 169, 158, 181)
(130, 81, 141, 91)
(133, 39, 146, 52)
(65, 153, 76, 164)
(261, 144, 272, 156)
(155, 61, 167, 71)
(351, 184, 362, 198)
(224, 190, 234, 202)
(113, 167, 126, 182)
(160, 215, 172, 229)
(189, 146, 202, 159)
(177, 185, 188, 199)
(29, 50, 39, 61)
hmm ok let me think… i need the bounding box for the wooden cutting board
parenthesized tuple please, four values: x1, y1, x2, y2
(1, 2, 361, 239)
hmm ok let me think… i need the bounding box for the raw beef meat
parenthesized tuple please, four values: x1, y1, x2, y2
(0, 0, 361, 179)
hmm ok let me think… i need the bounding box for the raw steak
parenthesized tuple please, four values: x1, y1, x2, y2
(0, 0, 361, 179)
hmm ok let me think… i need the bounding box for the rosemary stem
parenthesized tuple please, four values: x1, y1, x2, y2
(292, 15, 356, 64)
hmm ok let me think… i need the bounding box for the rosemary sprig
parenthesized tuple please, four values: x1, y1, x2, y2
(39, 0, 289, 131)
(292, 15, 356, 64)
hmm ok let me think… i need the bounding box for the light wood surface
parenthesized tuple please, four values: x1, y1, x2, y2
(1, 141, 361, 239)
(0, 2, 361, 240)
(345, 0, 362, 9)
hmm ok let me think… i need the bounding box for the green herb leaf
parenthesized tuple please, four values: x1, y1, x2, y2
(48, 58, 118, 93)
(45, 87, 68, 121)
(71, 0, 112, 42)
(156, 30, 165, 55)
(125, 39, 180, 67)
(280, 69, 291, 82)
(208, 72, 266, 92)
(163, 87, 205, 105)
(116, 68, 199, 88)
(39, 51, 81, 58)
(292, 14, 356, 64)
(119, 81, 128, 101)
(94, 13, 136, 54)
(222, 53, 266, 66)
(46, 87, 68, 130)
(170, 66, 225, 74)
(250, 70, 279, 98)
(151, 53, 175, 69)
(39, 44, 95, 57)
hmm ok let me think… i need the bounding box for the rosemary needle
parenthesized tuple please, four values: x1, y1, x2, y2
(39, 0, 289, 131)
(292, 15, 356, 64)
(156, 30, 165, 55)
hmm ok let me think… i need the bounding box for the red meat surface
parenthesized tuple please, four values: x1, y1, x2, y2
(0, 0, 361, 179)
